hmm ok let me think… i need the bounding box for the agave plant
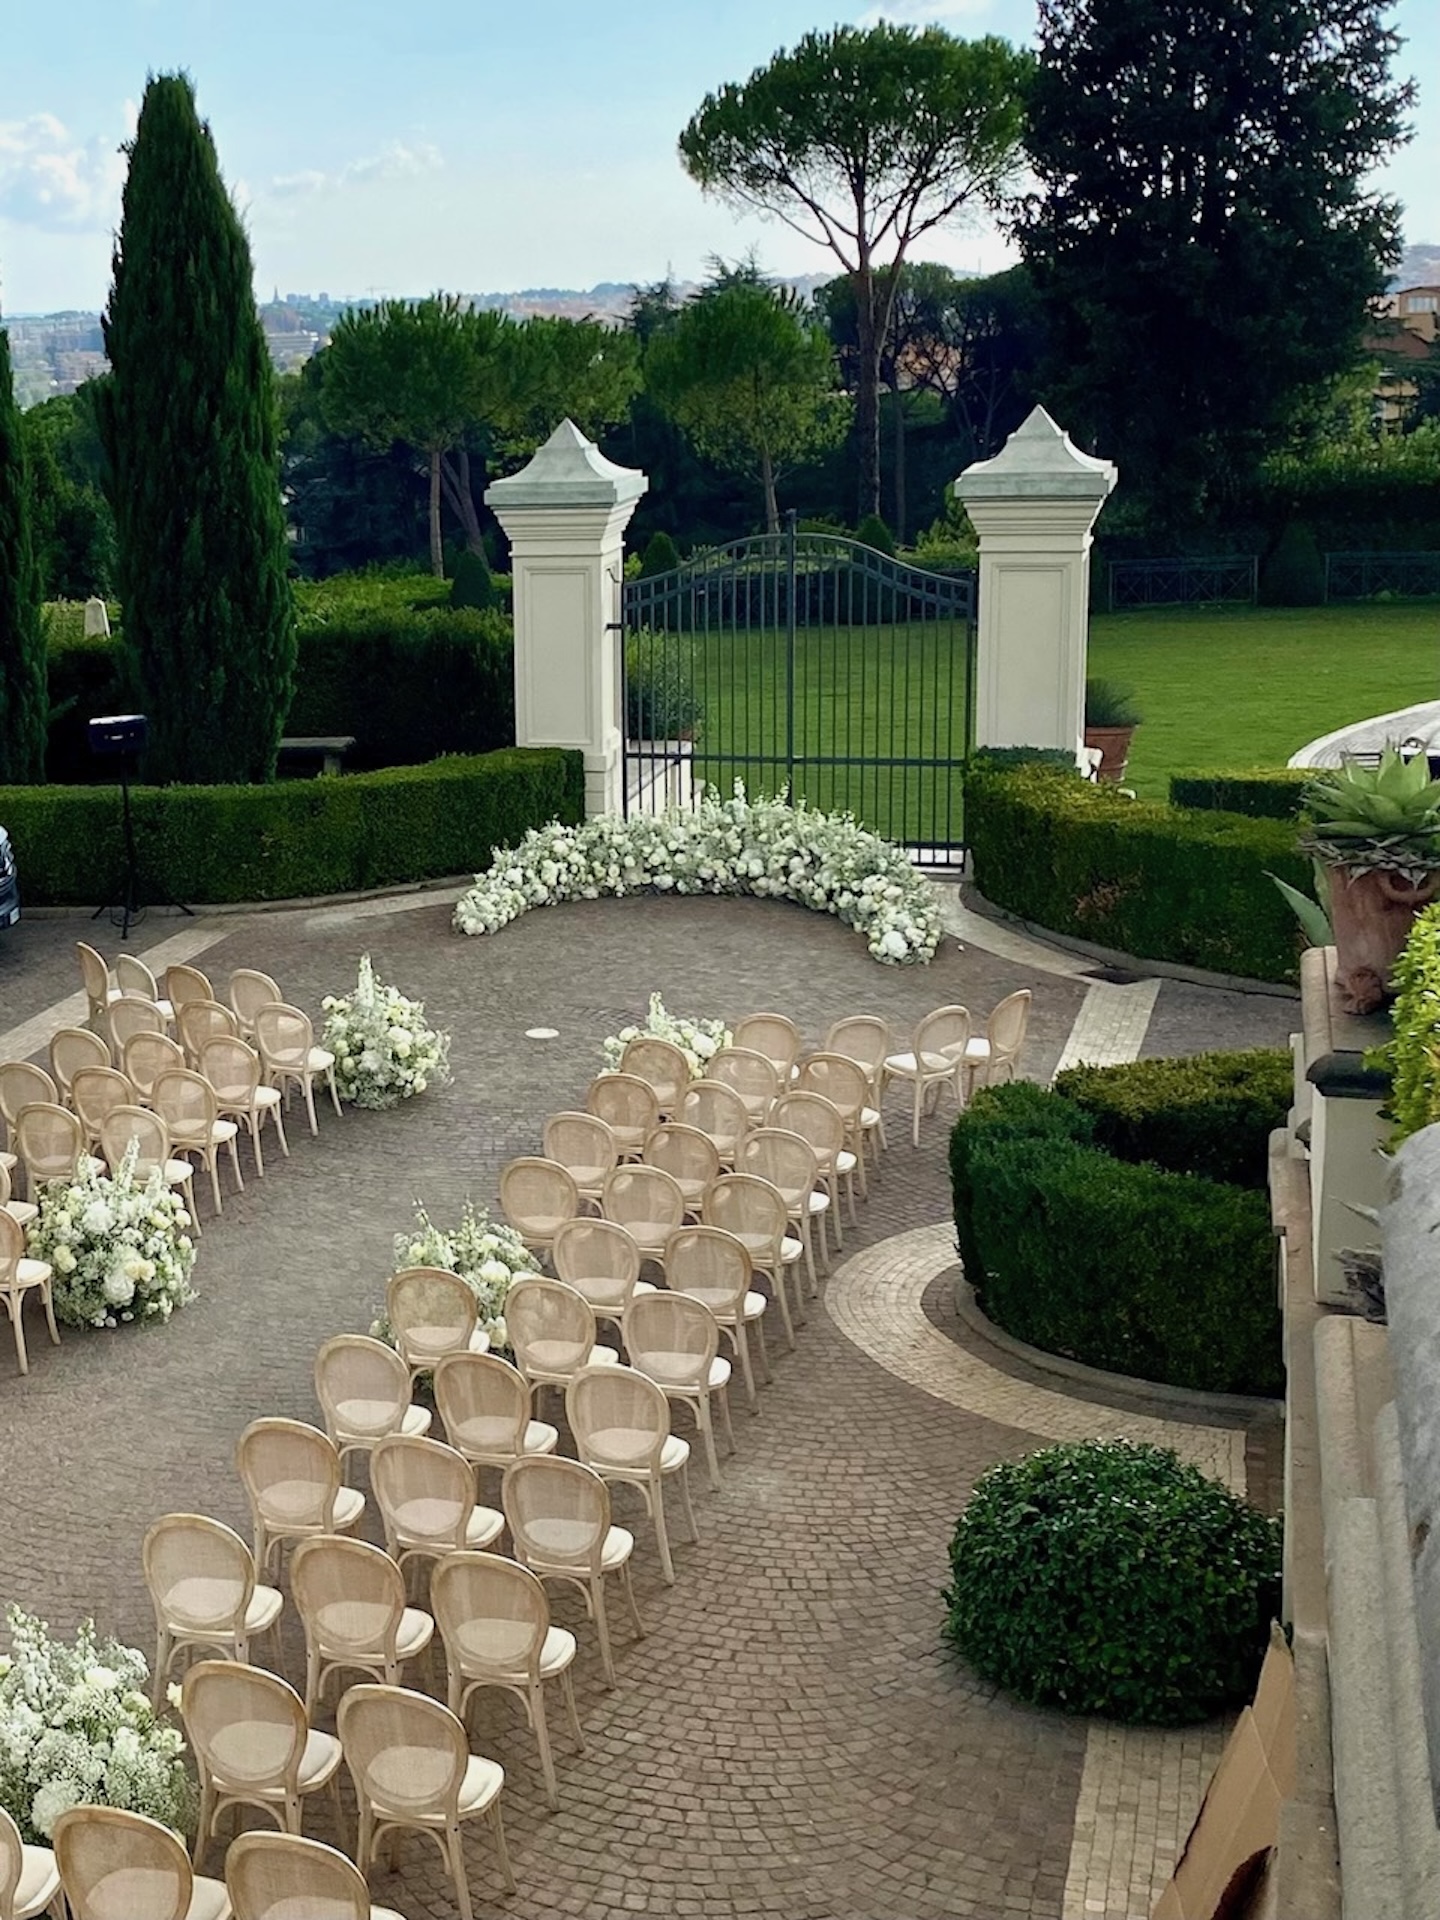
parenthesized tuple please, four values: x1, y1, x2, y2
(1299, 749, 1440, 883)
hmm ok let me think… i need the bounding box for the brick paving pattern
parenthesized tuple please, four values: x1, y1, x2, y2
(0, 891, 1298, 1918)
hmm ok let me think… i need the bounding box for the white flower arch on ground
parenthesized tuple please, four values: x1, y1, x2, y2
(453, 786, 943, 964)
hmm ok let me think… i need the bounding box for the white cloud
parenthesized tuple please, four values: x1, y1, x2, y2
(268, 141, 443, 201)
(0, 112, 127, 233)
(858, 0, 994, 22)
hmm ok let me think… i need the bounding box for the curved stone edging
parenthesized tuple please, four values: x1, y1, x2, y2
(952, 1274, 1282, 1422)
(823, 1221, 1247, 1492)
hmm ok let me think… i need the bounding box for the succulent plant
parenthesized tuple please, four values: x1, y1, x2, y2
(1300, 748, 1440, 880)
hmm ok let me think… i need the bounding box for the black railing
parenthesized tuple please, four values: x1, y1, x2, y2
(1324, 552, 1440, 601)
(1107, 556, 1258, 609)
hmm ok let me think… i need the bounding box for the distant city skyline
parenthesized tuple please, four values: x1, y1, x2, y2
(2, 0, 1436, 317)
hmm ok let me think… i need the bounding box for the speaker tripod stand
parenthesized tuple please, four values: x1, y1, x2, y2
(91, 738, 193, 940)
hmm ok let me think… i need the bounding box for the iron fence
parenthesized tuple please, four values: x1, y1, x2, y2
(1324, 552, 1440, 601)
(1107, 557, 1258, 609)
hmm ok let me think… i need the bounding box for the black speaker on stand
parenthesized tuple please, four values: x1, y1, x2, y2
(88, 714, 193, 940)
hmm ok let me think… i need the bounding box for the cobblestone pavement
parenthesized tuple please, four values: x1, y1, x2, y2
(0, 893, 1298, 1919)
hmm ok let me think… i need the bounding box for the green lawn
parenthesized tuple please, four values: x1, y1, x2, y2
(1090, 602, 1440, 799)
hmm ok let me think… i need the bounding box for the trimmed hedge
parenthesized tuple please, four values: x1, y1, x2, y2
(965, 765, 1309, 984)
(43, 597, 516, 781)
(944, 1440, 1281, 1725)
(0, 748, 583, 905)
(1168, 770, 1309, 819)
(1054, 1048, 1292, 1189)
(950, 1080, 1282, 1396)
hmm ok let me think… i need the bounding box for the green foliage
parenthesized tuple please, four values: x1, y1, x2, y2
(1168, 771, 1309, 818)
(1083, 676, 1141, 727)
(285, 607, 514, 769)
(965, 765, 1309, 982)
(1259, 522, 1326, 607)
(1300, 747, 1440, 875)
(1018, 0, 1412, 511)
(645, 277, 848, 532)
(1382, 901, 1440, 1143)
(943, 1439, 1281, 1723)
(96, 75, 295, 785)
(21, 388, 115, 601)
(969, 746, 1076, 773)
(449, 548, 498, 612)
(0, 749, 582, 905)
(679, 23, 1032, 517)
(0, 321, 47, 782)
(1054, 1048, 1292, 1188)
(640, 531, 682, 578)
(624, 629, 704, 743)
(853, 512, 897, 557)
(949, 1080, 1282, 1395)
(42, 597, 514, 780)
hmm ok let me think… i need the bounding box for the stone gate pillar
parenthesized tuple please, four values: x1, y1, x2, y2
(486, 419, 648, 818)
(955, 408, 1117, 761)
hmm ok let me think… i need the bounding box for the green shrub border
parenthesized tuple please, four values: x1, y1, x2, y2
(1168, 770, 1310, 818)
(950, 1080, 1282, 1397)
(965, 766, 1310, 984)
(1053, 1048, 1293, 1189)
(0, 748, 584, 906)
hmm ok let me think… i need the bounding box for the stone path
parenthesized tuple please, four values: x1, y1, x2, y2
(0, 890, 1297, 1918)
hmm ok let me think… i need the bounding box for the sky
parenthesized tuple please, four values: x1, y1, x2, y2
(1, 0, 1436, 315)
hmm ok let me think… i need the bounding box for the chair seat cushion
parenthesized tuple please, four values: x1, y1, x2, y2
(524, 1420, 560, 1455)
(538, 1623, 578, 1677)
(16, 1258, 51, 1286)
(162, 1160, 194, 1185)
(465, 1504, 506, 1549)
(707, 1354, 732, 1390)
(252, 1085, 283, 1109)
(780, 1236, 803, 1263)
(457, 1751, 506, 1816)
(395, 1606, 434, 1659)
(860, 1107, 880, 1128)
(886, 1049, 956, 1076)
(297, 1726, 343, 1790)
(15, 1842, 62, 1918)
(0, 1149, 14, 1172)
(836, 1150, 858, 1175)
(806, 1190, 830, 1215)
(308, 1047, 335, 1072)
(185, 1876, 232, 1920)
(3, 1200, 38, 1229)
(740, 1290, 768, 1321)
(659, 1433, 690, 1473)
(963, 1037, 992, 1062)
(210, 1119, 239, 1144)
(245, 1582, 284, 1636)
(600, 1524, 635, 1570)
(332, 1485, 366, 1531)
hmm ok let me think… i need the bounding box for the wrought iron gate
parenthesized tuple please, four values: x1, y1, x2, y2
(620, 517, 976, 864)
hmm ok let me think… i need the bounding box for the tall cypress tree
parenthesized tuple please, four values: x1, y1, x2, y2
(0, 317, 47, 784)
(97, 73, 294, 783)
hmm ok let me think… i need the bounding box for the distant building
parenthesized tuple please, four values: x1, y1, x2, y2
(1364, 287, 1440, 429)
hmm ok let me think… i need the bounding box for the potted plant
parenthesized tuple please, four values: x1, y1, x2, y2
(1299, 748, 1440, 1013)
(1084, 678, 1142, 783)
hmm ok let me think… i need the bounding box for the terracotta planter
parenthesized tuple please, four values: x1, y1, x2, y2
(1084, 724, 1136, 783)
(1326, 865, 1440, 1014)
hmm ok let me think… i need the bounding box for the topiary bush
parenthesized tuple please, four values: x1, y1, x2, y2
(1258, 520, 1325, 607)
(853, 512, 897, 557)
(943, 1439, 1282, 1724)
(950, 1080, 1282, 1395)
(449, 548, 499, 611)
(640, 530, 681, 578)
(1054, 1048, 1292, 1188)
(965, 764, 1310, 984)
(625, 628, 703, 741)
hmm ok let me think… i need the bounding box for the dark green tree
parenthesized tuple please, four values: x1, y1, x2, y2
(646, 273, 848, 532)
(0, 318, 47, 782)
(23, 388, 116, 600)
(1016, 0, 1414, 513)
(680, 24, 1032, 520)
(97, 73, 295, 783)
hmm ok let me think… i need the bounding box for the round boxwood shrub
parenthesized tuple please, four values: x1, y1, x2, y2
(943, 1439, 1281, 1724)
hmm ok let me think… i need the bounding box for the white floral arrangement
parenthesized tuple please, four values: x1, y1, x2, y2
(601, 991, 732, 1079)
(453, 783, 943, 964)
(321, 954, 452, 1111)
(0, 1607, 193, 1844)
(26, 1145, 196, 1330)
(371, 1201, 539, 1352)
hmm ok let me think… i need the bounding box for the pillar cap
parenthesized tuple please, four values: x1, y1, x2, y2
(485, 418, 648, 511)
(955, 406, 1117, 503)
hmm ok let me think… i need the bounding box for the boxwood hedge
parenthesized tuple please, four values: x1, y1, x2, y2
(1053, 1048, 1292, 1189)
(1167, 770, 1309, 818)
(950, 1076, 1282, 1396)
(965, 765, 1309, 984)
(0, 748, 582, 905)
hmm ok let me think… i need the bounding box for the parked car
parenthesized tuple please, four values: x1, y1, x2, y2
(0, 825, 19, 928)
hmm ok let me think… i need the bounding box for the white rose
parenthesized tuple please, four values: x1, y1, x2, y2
(103, 1269, 135, 1307)
(53, 1245, 77, 1273)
